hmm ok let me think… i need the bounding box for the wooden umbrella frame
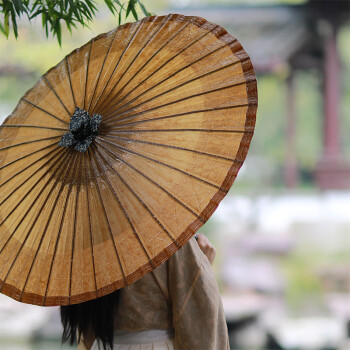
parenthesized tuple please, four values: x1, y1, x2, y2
(0, 14, 257, 306)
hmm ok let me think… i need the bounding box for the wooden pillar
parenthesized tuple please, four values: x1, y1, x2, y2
(315, 22, 350, 189)
(285, 73, 298, 188)
(323, 25, 340, 158)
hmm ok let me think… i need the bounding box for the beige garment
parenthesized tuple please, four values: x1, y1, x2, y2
(113, 237, 230, 350)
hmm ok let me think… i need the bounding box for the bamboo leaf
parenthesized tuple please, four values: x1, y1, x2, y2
(10, 8, 18, 38)
(125, 0, 132, 19)
(56, 20, 62, 46)
(4, 12, 9, 37)
(131, 5, 138, 21)
(137, 0, 150, 17)
(0, 21, 5, 36)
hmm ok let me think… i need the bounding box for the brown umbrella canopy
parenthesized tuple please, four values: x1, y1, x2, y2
(0, 14, 257, 306)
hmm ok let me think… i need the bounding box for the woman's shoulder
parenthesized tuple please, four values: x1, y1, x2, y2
(169, 236, 208, 268)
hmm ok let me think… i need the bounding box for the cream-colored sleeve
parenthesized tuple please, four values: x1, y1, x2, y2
(168, 237, 230, 350)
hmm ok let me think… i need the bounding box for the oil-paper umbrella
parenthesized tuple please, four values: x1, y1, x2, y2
(0, 14, 257, 306)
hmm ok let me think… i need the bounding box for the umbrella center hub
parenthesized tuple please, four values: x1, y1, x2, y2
(58, 107, 102, 153)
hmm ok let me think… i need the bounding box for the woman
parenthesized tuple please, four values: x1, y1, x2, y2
(60, 233, 230, 350)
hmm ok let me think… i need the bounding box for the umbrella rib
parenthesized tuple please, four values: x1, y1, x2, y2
(0, 151, 71, 294)
(107, 128, 249, 134)
(83, 154, 99, 297)
(86, 147, 127, 284)
(42, 153, 84, 305)
(103, 38, 239, 119)
(99, 23, 218, 118)
(96, 134, 238, 162)
(66, 56, 77, 108)
(42, 172, 76, 305)
(0, 124, 67, 132)
(95, 136, 221, 191)
(90, 19, 144, 114)
(103, 80, 255, 126)
(95, 138, 205, 222)
(0, 146, 64, 204)
(87, 28, 119, 113)
(96, 14, 172, 113)
(68, 155, 83, 303)
(21, 98, 68, 125)
(90, 144, 155, 268)
(0, 142, 62, 188)
(95, 19, 192, 115)
(0, 135, 61, 151)
(93, 145, 180, 248)
(104, 56, 245, 122)
(83, 41, 93, 111)
(104, 103, 252, 130)
(42, 76, 71, 118)
(19, 152, 78, 302)
(0, 140, 60, 171)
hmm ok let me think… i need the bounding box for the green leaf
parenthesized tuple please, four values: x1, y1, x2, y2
(137, 0, 150, 17)
(104, 0, 116, 14)
(56, 20, 62, 46)
(29, 9, 43, 20)
(0, 21, 5, 36)
(10, 8, 18, 38)
(4, 12, 9, 37)
(42, 11, 46, 28)
(12, 0, 26, 15)
(131, 5, 138, 21)
(125, 0, 133, 19)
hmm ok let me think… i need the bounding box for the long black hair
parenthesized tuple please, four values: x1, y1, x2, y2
(60, 290, 119, 350)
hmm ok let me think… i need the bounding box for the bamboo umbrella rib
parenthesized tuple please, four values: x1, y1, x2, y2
(65, 57, 76, 107)
(108, 129, 249, 134)
(83, 41, 93, 111)
(102, 38, 239, 120)
(0, 141, 61, 172)
(0, 151, 72, 294)
(98, 23, 218, 117)
(83, 154, 99, 299)
(107, 104, 253, 130)
(104, 59, 246, 122)
(0, 125, 67, 132)
(95, 14, 172, 114)
(90, 144, 155, 268)
(0, 150, 68, 238)
(68, 155, 83, 303)
(0, 143, 63, 189)
(42, 76, 71, 118)
(19, 152, 79, 302)
(104, 80, 255, 126)
(21, 98, 69, 126)
(96, 15, 171, 114)
(95, 138, 205, 223)
(98, 134, 238, 162)
(97, 19, 193, 114)
(93, 145, 180, 248)
(90, 20, 144, 114)
(0, 147, 65, 206)
(87, 28, 119, 112)
(42, 174, 76, 305)
(0, 135, 61, 151)
(86, 147, 127, 284)
(95, 136, 221, 190)
(42, 154, 97, 305)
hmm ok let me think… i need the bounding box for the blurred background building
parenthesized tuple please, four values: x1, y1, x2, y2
(0, 0, 349, 349)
